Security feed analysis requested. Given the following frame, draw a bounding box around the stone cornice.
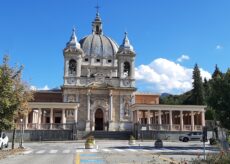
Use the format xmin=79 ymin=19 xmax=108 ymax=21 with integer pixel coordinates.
xmin=130 ymin=104 xmax=206 ymax=112
xmin=29 ymin=102 xmax=79 ymax=109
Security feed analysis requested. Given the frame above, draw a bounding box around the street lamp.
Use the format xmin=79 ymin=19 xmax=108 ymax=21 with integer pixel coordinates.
xmin=19 ymin=118 xmax=24 ymax=148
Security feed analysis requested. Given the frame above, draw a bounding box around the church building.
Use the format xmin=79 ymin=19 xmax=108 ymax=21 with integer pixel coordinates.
xmin=26 ymin=11 xmax=206 ymax=133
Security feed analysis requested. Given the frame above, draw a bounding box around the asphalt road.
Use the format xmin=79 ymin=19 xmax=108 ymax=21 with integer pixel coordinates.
xmin=0 ymin=140 xmax=219 ymax=164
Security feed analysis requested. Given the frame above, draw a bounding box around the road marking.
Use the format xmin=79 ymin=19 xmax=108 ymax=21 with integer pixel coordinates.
xmin=142 ymin=149 xmax=150 ymax=152
xmin=76 ymin=149 xmax=83 ymax=153
xmin=101 ymin=149 xmax=110 ymax=152
xmin=80 ymin=159 xmax=105 ymax=163
xmin=75 ymin=153 xmax=80 ymax=164
xmin=36 ymin=150 xmax=45 ymax=154
xmin=23 ymin=150 xmax=33 ymax=154
xmin=89 ymin=149 xmax=98 ymax=152
xmin=114 ymin=149 xmax=124 ymax=152
xmin=63 ymin=149 xmax=71 ymax=153
xmin=128 ymin=149 xmax=137 ymax=152
xmin=49 ymin=150 xmax=58 ymax=154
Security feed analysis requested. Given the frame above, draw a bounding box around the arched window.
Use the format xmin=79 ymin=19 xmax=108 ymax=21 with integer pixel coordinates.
xmin=69 ymin=59 xmax=76 ymax=75
xmin=124 ymin=62 xmax=130 ymax=77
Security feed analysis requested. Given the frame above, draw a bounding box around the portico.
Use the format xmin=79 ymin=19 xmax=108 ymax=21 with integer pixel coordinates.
xmin=131 ymin=104 xmax=205 ymax=131
xmin=25 ymin=102 xmax=79 ymax=130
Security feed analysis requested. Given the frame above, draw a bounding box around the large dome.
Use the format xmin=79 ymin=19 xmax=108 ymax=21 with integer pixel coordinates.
xmin=79 ymin=34 xmax=118 ymax=57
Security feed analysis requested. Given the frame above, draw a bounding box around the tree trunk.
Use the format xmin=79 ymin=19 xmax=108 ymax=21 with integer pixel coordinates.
xmin=11 ymin=127 xmax=16 ymax=149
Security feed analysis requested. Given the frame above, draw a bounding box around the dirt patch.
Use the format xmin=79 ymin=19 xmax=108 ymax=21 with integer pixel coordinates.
xmin=0 ymin=148 xmax=25 ymax=160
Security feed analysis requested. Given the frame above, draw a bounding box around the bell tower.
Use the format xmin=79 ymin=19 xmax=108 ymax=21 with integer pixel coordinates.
xmin=117 ymin=32 xmax=136 ymax=87
xmin=63 ymin=28 xmax=84 ymax=86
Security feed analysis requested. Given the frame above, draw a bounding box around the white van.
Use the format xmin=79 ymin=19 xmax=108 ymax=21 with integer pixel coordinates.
xmin=0 ymin=132 xmax=9 ymax=149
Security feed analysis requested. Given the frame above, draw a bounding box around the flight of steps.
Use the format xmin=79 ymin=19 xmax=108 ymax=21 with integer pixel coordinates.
xmin=88 ymin=131 xmax=133 ymax=140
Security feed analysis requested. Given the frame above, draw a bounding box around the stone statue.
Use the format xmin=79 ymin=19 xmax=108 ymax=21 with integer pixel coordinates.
xmin=87 ymin=68 xmax=90 ymax=77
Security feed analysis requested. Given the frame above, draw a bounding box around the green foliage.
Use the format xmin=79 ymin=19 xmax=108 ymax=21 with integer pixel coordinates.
xmin=207 ymin=68 xmax=230 ymax=129
xmin=192 ymin=151 xmax=230 ymax=164
xmin=160 ymin=91 xmax=193 ymax=105
xmin=160 ymin=64 xmax=205 ymax=105
xmin=205 ymin=108 xmax=215 ymax=120
xmin=212 ymin=64 xmax=223 ymax=79
xmin=86 ymin=136 xmax=95 ymax=144
xmin=209 ymin=138 xmax=218 ymax=145
xmin=160 ymin=64 xmax=230 ymax=130
xmin=129 ymin=135 xmax=135 ymax=140
xmin=0 ymin=55 xmax=33 ymax=131
xmin=191 ymin=64 xmax=205 ymax=105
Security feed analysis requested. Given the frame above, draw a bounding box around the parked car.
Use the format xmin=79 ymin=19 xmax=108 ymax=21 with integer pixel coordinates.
xmin=0 ymin=132 xmax=9 ymax=149
xmin=179 ymin=132 xmax=203 ymax=142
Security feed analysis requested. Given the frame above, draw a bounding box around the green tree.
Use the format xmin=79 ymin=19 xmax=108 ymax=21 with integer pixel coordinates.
xmin=0 ymin=55 xmax=33 ymax=149
xmin=190 ymin=63 xmax=205 ymax=105
xmin=212 ymin=64 xmax=222 ymax=79
xmin=208 ymin=68 xmax=230 ymax=129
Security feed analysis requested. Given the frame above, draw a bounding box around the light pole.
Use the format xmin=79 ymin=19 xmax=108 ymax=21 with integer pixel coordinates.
xmin=19 ymin=118 xmax=24 ymax=148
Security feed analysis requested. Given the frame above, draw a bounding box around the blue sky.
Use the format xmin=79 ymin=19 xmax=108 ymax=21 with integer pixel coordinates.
xmin=0 ymin=0 xmax=230 ymax=94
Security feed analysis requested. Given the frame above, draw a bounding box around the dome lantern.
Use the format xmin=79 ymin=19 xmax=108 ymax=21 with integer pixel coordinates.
xmin=92 ymin=10 xmax=103 ymax=35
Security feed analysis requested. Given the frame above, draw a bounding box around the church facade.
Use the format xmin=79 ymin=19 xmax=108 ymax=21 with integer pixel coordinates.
xmin=25 ymin=12 xmax=206 ymax=132
xmin=28 ymin=12 xmax=136 ymax=131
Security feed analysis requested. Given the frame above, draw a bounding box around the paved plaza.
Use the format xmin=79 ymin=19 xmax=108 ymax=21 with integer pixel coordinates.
xmin=0 ymin=140 xmax=220 ymax=164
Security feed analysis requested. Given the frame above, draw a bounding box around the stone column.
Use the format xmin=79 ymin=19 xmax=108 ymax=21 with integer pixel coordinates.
xmin=130 ymin=58 xmax=135 ymax=79
xmin=32 ymin=110 xmax=35 ymax=124
xmin=50 ymin=108 xmax=53 ymax=129
xmin=147 ymin=110 xmax=151 ymax=124
xmin=87 ymin=89 xmax=91 ymax=121
xmin=76 ymin=56 xmax=82 ymax=77
xmin=169 ymin=110 xmax=173 ymax=131
xmin=191 ymin=111 xmax=194 ymax=131
xmin=180 ymin=111 xmax=184 ymax=131
xmin=201 ymin=111 xmax=205 ymax=126
xmin=158 ymin=110 xmax=162 ymax=130
xmin=38 ymin=108 xmax=42 ymax=129
xmin=74 ymin=108 xmax=78 ymax=123
xmin=136 ymin=110 xmax=139 ymax=123
xmin=86 ymin=89 xmax=91 ymax=131
xmin=65 ymin=60 xmax=69 ymax=76
xmin=62 ymin=109 xmax=66 ymax=129
xmin=25 ymin=114 xmax=28 ymax=129
xmin=109 ymin=90 xmax=113 ymax=121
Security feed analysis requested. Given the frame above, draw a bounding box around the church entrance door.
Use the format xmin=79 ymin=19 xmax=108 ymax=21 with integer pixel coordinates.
xmin=95 ymin=108 xmax=103 ymax=131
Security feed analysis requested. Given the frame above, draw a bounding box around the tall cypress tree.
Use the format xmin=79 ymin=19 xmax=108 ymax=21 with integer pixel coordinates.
xmin=212 ymin=64 xmax=222 ymax=79
xmin=191 ymin=63 xmax=205 ymax=105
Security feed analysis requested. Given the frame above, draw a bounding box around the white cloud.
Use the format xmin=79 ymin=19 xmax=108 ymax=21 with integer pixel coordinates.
xmin=135 ymin=58 xmax=211 ymax=94
xmin=216 ymin=44 xmax=223 ymax=50
xmin=30 ymin=85 xmax=50 ymax=91
xmin=30 ymin=85 xmax=37 ymax=91
xmin=177 ymin=54 xmax=190 ymax=62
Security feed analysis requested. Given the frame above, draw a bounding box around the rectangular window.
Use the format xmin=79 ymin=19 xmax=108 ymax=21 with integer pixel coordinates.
xmin=108 ymin=59 xmax=112 ymax=63
xmin=85 ymin=58 xmax=88 ymax=62
xmin=96 ymin=59 xmax=100 ymax=62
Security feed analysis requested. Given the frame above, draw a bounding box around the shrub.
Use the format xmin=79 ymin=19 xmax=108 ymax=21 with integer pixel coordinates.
xmin=192 ymin=151 xmax=230 ymax=164
xmin=86 ymin=136 xmax=95 ymax=144
xmin=209 ymin=138 xmax=217 ymax=145
xmin=155 ymin=139 xmax=163 ymax=148
xmin=130 ymin=135 xmax=135 ymax=140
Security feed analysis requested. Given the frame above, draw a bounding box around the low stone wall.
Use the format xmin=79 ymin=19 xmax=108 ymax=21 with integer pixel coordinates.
xmin=5 ymin=130 xmax=73 ymax=141
xmin=135 ymin=130 xmax=213 ymax=141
